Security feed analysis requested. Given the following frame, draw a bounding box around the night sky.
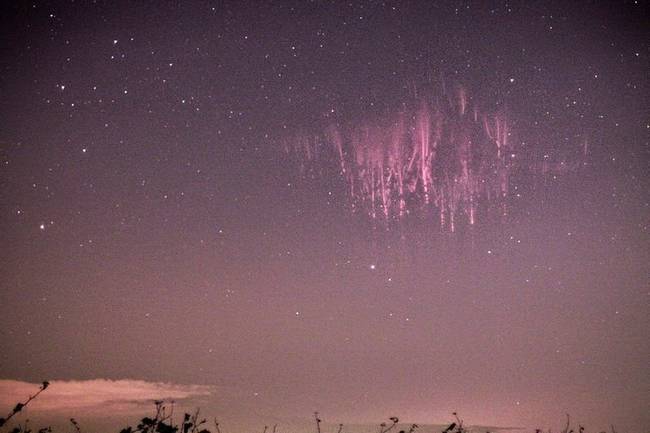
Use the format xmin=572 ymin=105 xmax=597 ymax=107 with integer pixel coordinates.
xmin=1 ymin=1 xmax=648 ymax=432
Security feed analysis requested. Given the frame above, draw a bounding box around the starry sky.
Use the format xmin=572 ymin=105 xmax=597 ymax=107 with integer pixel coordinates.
xmin=0 ymin=1 xmax=648 ymax=432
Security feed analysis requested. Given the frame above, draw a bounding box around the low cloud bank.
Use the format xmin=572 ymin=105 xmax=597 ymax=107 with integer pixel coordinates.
xmin=0 ymin=379 xmax=214 ymax=414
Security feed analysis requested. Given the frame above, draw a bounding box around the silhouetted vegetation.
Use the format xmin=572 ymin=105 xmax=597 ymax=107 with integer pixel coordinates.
xmin=0 ymin=382 xmax=621 ymax=433
xmin=0 ymin=381 xmax=49 ymax=431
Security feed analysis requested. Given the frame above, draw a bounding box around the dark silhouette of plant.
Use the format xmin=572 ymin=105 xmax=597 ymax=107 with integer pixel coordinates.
xmin=442 ymin=423 xmax=457 ymax=433
xmin=4 ymin=418 xmax=52 ymax=433
xmin=314 ymin=412 xmax=321 ymax=433
xmin=0 ymin=381 xmax=49 ymax=429
xmin=0 ymin=383 xmax=625 ymax=433
xmin=441 ymin=412 xmax=466 ymax=433
xmin=398 ymin=423 xmax=419 ymax=433
xmin=379 ymin=417 xmax=399 ymax=433
xmin=442 ymin=422 xmax=456 ymax=433
xmin=69 ymin=418 xmax=81 ymax=433
xmin=118 ymin=402 xmax=211 ymax=433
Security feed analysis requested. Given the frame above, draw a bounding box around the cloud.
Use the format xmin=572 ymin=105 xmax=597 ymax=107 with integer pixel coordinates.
xmin=0 ymin=379 xmax=214 ymax=415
